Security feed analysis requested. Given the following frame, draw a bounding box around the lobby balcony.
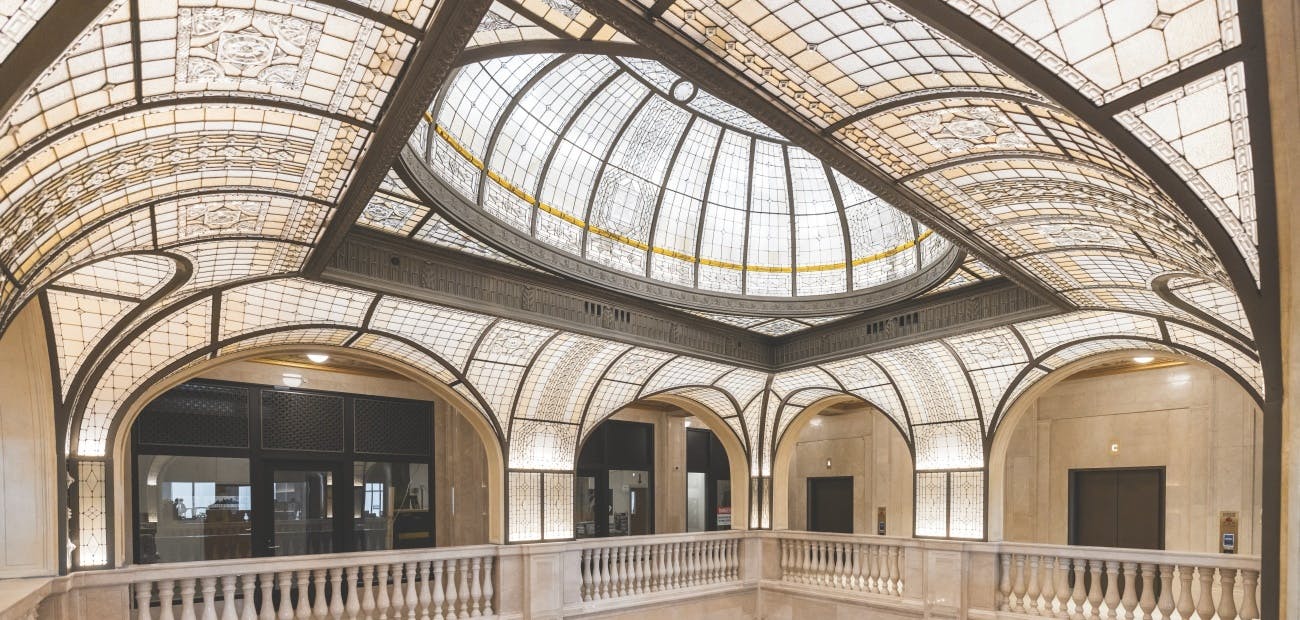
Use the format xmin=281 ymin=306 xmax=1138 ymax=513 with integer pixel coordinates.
xmin=3 ymin=532 xmax=1260 ymax=620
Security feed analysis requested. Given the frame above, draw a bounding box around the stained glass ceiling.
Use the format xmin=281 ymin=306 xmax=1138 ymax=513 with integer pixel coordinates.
xmin=412 ymin=52 xmax=956 ymax=299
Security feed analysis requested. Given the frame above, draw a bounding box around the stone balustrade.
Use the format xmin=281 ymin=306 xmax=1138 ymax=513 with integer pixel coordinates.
xmin=2 ymin=533 xmax=1261 ymax=619
xmin=775 ymin=532 xmax=907 ymax=596
xmin=994 ymin=542 xmax=1261 ymax=620
xmin=575 ymin=532 xmax=743 ymax=602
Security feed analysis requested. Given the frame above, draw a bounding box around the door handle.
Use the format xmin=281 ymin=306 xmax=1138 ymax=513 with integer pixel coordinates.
xmin=267 ymin=545 xmax=280 ymax=550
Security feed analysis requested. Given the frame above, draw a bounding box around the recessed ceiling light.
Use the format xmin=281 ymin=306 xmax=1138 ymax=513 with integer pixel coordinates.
xmin=1132 ymin=355 xmax=1155 ymax=364
xmin=282 ymin=373 xmax=304 ymax=388
xmin=809 ymin=417 xmax=822 ymax=427
xmin=306 ymin=353 xmax=330 ymax=364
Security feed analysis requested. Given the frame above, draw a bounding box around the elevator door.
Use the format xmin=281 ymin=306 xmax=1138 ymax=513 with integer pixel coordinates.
xmin=807 ymin=476 xmax=854 ymax=534
xmin=1069 ymin=467 xmax=1164 ymax=550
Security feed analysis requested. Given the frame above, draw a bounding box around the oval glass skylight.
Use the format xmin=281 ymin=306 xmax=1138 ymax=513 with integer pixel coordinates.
xmin=420 ymin=52 xmax=953 ymax=298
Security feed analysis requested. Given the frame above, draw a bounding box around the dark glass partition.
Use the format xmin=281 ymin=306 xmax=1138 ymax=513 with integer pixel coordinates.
xmin=132 ymin=379 xmax=434 ymax=564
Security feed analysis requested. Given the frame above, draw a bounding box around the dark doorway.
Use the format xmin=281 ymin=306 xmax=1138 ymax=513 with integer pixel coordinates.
xmin=574 ymin=420 xmax=654 ymax=538
xmin=686 ymin=428 xmax=732 ymax=532
xmin=1069 ymin=467 xmax=1165 ymax=549
xmin=807 ymin=476 xmax=854 ymax=533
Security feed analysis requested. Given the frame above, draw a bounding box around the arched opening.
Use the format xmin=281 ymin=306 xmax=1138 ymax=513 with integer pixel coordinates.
xmin=573 ymin=393 xmax=750 ymax=538
xmin=771 ymin=394 xmax=914 ymax=534
xmin=989 ymin=350 xmax=1262 ymax=554
xmin=109 ymin=345 xmax=507 ymax=567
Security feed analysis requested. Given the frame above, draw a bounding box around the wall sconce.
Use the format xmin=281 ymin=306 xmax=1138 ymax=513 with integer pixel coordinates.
xmin=306 ymin=352 xmax=330 ymax=364
xmin=810 ymin=417 xmax=822 ymax=427
xmin=282 ymin=372 xmax=305 ymax=388
xmin=1109 ymin=441 xmax=1120 ymax=454
xmin=825 ymin=458 xmax=832 ymax=469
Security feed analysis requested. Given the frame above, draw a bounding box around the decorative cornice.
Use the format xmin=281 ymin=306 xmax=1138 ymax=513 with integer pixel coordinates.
xmin=324 ymin=229 xmax=1061 ymax=370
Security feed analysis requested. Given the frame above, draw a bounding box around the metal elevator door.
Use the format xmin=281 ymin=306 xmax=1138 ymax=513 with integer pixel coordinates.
xmin=1069 ymin=467 xmax=1164 ymax=550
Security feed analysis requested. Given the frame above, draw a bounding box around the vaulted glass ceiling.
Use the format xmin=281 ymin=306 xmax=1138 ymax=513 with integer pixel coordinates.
xmin=414 ymin=53 xmax=954 ymax=298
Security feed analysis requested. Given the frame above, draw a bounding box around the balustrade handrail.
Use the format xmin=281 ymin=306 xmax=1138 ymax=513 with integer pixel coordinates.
xmin=757 ymin=530 xmax=934 ymax=548
xmin=562 ymin=529 xmax=747 ymax=552
xmin=51 ymin=543 xmax=507 ymax=591
xmin=977 ymin=540 xmax=1261 ymax=570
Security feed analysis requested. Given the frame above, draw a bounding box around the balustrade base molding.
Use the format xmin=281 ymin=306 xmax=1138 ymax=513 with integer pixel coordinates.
xmin=0 ymin=533 xmax=1259 ymax=620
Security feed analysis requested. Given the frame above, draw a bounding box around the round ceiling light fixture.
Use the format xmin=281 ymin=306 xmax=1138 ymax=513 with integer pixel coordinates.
xmin=1132 ymin=355 xmax=1155 ymax=364
xmin=306 ymin=353 xmax=330 ymax=364
xmin=282 ymin=373 xmax=305 ymax=388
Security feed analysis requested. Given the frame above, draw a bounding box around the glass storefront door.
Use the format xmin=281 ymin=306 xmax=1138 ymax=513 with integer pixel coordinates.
xmin=261 ymin=462 xmax=341 ymax=556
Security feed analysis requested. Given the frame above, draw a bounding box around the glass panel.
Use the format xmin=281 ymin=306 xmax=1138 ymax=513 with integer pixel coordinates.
xmin=574 ymin=474 xmax=598 ymax=538
xmin=271 ymin=468 xmax=334 ymax=556
xmin=352 ymin=462 xmax=432 ymax=550
xmin=608 ymin=469 xmax=650 ymax=536
xmin=716 ymin=479 xmax=732 ymax=531
xmin=686 ymin=472 xmax=707 ymax=533
xmin=136 ymin=455 xmax=251 ymax=564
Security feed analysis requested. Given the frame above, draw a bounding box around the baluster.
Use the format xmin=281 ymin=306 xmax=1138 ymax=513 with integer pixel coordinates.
xmin=659 ymin=543 xmax=669 ymax=590
xmin=779 ymin=540 xmax=789 ymax=582
xmin=1137 ymin=564 xmax=1156 ymax=620
xmin=417 ymin=561 xmax=432 ymax=620
xmin=361 ymin=566 xmax=377 ymax=620
xmin=406 ymin=564 xmax=422 ymax=620
xmin=457 ymin=558 xmax=471 ymax=619
xmin=794 ymin=541 xmax=806 ymax=585
xmin=999 ymin=554 xmax=1013 ymax=611
xmin=686 ymin=543 xmax=696 ymax=588
xmin=712 ymin=538 xmax=722 ymax=582
xmin=851 ymin=543 xmax=863 ymax=591
xmin=646 ymin=546 xmax=656 ymax=593
xmin=180 ymin=578 xmax=198 ymax=620
xmin=726 ymin=539 xmax=735 ymax=580
xmin=391 ymin=564 xmax=406 ymax=620
xmin=258 ymin=574 xmax=276 ymax=620
xmin=818 ymin=541 xmax=829 ymax=587
xmin=481 ymin=557 xmax=495 ymax=616
xmin=344 ymin=568 xmax=361 ymax=620
xmin=294 ymin=571 xmax=312 ymax=620
xmin=1102 ymin=561 xmax=1120 ymax=620
xmin=889 ymin=547 xmax=901 ymax=596
xmin=241 ymin=575 xmax=258 ymax=620
xmin=1241 ymin=568 xmax=1260 ymax=620
xmin=1086 ymin=560 xmax=1103 ymax=620
xmin=1218 ymin=568 xmax=1238 ymax=620
xmin=1054 ymin=558 xmax=1071 ymax=619
xmin=468 ymin=558 xmax=482 ymax=616
xmin=408 ymin=563 xmax=422 ymax=619
xmin=1196 ymin=566 xmax=1216 ymax=620
xmin=312 ymin=569 xmax=329 ymax=620
xmin=580 ymin=550 xmax=592 ymax=601
xmin=159 ymin=579 xmax=177 ymax=620
xmin=598 ymin=548 xmax=611 ymax=598
xmin=446 ymin=560 xmax=462 ymax=620
xmin=1175 ymin=565 xmax=1195 ymax=620
xmin=220 ymin=576 xmax=239 ymax=620
xmin=135 ymin=581 xmax=153 ymax=620
xmin=1010 ymin=555 xmax=1027 ymax=613
xmin=325 ymin=566 xmax=340 ymax=616
xmin=635 ymin=545 xmax=646 ymax=594
xmin=1156 ymin=564 xmax=1175 ymax=620
xmin=615 ymin=547 xmax=627 ymax=596
xmin=1118 ymin=562 xmax=1137 ymax=620
xmin=1069 ymin=559 xmax=1087 ymax=620
xmin=375 ymin=565 xmax=391 ymax=620
xmin=199 ymin=577 xmax=219 ymax=620
xmin=430 ymin=561 xmax=445 ymax=620
xmin=837 ymin=542 xmax=849 ymax=588
xmin=1041 ymin=557 xmax=1057 ymax=617
xmin=1026 ymin=555 xmax=1041 ymax=614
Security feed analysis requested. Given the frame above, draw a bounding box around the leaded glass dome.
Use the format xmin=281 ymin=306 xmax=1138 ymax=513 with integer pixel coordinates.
xmin=415 ymin=52 xmax=956 ymax=301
